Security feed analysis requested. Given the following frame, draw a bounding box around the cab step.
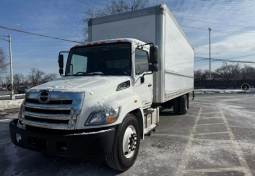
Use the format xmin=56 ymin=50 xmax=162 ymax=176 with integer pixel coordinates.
xmin=144 ymin=124 xmax=157 ymax=136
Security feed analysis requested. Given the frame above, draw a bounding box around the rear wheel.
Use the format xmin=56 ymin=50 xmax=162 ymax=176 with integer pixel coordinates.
xmin=173 ymin=98 xmax=180 ymax=114
xmin=105 ymin=114 xmax=140 ymax=171
xmin=179 ymin=95 xmax=187 ymax=114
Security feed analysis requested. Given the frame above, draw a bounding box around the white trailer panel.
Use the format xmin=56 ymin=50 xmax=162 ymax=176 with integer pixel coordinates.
xmin=163 ymin=8 xmax=194 ymax=102
xmin=88 ymin=4 xmax=194 ymax=103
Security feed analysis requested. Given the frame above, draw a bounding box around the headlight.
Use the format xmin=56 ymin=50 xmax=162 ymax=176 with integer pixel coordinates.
xmin=86 ymin=107 xmax=120 ymax=125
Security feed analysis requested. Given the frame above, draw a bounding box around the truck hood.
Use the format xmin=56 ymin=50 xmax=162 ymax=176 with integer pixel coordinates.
xmin=30 ymin=76 xmax=131 ymax=99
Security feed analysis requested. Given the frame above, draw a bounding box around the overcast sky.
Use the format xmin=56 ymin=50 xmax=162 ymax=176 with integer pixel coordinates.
xmin=0 ymin=0 xmax=255 ymax=76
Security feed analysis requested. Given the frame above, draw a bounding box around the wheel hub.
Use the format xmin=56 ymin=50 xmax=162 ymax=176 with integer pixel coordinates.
xmin=123 ymin=125 xmax=137 ymax=158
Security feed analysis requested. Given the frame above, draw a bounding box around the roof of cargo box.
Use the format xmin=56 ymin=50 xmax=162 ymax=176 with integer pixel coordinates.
xmin=88 ymin=4 xmax=193 ymax=50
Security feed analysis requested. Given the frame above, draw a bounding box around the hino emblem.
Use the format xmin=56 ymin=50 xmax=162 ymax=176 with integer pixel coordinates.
xmin=38 ymin=90 xmax=51 ymax=104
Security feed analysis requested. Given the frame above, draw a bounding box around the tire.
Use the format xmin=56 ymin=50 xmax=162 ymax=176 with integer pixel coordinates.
xmin=105 ymin=114 xmax=140 ymax=171
xmin=179 ymin=95 xmax=187 ymax=114
xmin=161 ymin=101 xmax=173 ymax=109
xmin=173 ymin=98 xmax=180 ymax=114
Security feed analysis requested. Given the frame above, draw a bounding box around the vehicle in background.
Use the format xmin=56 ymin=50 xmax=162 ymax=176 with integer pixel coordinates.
xmin=9 ymin=4 xmax=194 ymax=171
xmin=16 ymin=86 xmax=30 ymax=94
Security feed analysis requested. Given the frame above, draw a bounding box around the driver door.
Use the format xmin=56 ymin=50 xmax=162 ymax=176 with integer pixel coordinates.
xmin=134 ymin=49 xmax=153 ymax=108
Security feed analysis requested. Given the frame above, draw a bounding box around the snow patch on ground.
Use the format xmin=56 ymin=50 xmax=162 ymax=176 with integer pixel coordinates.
xmin=195 ymin=88 xmax=255 ymax=94
xmin=0 ymin=99 xmax=23 ymax=109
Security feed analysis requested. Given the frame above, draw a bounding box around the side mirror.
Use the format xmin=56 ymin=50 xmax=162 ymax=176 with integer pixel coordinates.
xmin=59 ymin=68 xmax=63 ymax=75
xmin=150 ymin=46 xmax=158 ymax=64
xmin=149 ymin=46 xmax=158 ymax=72
xmin=58 ymin=54 xmax=64 ymax=68
xmin=58 ymin=54 xmax=64 ymax=76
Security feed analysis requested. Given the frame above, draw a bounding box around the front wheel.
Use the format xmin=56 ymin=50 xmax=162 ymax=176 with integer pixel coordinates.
xmin=105 ymin=114 xmax=140 ymax=171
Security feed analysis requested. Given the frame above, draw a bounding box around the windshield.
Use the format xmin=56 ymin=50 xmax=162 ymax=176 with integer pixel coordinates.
xmin=65 ymin=43 xmax=131 ymax=76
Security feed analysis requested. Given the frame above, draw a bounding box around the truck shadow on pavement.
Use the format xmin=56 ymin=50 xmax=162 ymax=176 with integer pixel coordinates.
xmin=159 ymin=109 xmax=182 ymax=117
xmin=10 ymin=147 xmax=121 ymax=176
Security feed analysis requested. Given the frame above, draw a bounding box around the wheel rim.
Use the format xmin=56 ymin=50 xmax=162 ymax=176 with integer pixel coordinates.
xmin=122 ymin=125 xmax=137 ymax=158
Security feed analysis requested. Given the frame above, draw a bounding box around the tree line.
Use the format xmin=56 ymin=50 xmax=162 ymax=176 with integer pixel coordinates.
xmin=2 ymin=68 xmax=57 ymax=88
xmin=194 ymin=62 xmax=255 ymax=81
xmin=0 ymin=48 xmax=57 ymax=88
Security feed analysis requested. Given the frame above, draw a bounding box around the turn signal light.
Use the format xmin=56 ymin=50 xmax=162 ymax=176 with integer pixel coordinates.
xmin=100 ymin=41 xmax=106 ymax=44
xmin=94 ymin=42 xmax=98 ymax=45
xmin=117 ymin=40 xmax=122 ymax=42
xmin=87 ymin=43 xmax=92 ymax=45
xmin=107 ymin=117 xmax=116 ymax=123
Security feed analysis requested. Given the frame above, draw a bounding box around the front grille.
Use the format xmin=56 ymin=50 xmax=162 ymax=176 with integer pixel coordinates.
xmin=25 ymin=107 xmax=71 ymax=115
xmin=25 ymin=116 xmax=69 ymax=124
xmin=23 ymin=91 xmax=83 ymax=129
xmin=26 ymin=98 xmax=72 ymax=105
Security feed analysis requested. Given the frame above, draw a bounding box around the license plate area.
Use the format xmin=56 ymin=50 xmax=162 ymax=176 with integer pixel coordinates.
xmin=28 ymin=137 xmax=47 ymax=150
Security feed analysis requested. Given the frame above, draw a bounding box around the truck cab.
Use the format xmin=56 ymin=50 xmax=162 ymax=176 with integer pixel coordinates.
xmin=10 ymin=38 xmax=159 ymax=171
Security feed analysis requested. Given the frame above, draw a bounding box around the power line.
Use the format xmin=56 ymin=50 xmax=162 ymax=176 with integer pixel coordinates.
xmin=181 ymin=25 xmax=208 ymax=31
xmin=210 ymin=50 xmax=255 ymax=54
xmin=0 ymin=26 xmax=84 ymax=44
xmin=181 ymin=25 xmax=255 ymax=37
xmin=0 ymin=37 xmax=8 ymax=42
xmin=195 ymin=57 xmax=255 ymax=63
xmin=195 ymin=49 xmax=255 ymax=55
xmin=175 ymin=16 xmax=255 ymax=29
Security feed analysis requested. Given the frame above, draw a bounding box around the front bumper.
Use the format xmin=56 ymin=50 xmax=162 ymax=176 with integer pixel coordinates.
xmin=9 ymin=119 xmax=116 ymax=157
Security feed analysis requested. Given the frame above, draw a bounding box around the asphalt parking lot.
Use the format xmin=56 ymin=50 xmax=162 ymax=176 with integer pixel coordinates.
xmin=1 ymin=93 xmax=255 ymax=176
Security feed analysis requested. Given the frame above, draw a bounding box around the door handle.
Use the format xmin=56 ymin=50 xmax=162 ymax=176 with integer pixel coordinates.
xmin=148 ymin=84 xmax=152 ymax=87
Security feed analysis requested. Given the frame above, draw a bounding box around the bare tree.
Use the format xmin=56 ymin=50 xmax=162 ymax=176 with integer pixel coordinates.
xmin=194 ymin=69 xmax=221 ymax=80
xmin=201 ymin=70 xmax=211 ymax=80
xmin=27 ymin=68 xmax=46 ymax=87
xmin=215 ymin=62 xmax=241 ymax=81
xmin=26 ymin=68 xmax=58 ymax=87
xmin=5 ymin=75 xmax=10 ymax=84
xmin=83 ymin=0 xmax=149 ymax=41
xmin=42 ymin=73 xmax=58 ymax=84
xmin=241 ymin=65 xmax=255 ymax=80
xmin=0 ymin=48 xmax=8 ymax=84
xmin=0 ymin=48 xmax=8 ymax=71
xmin=194 ymin=69 xmax=203 ymax=80
xmin=13 ymin=73 xmax=25 ymax=86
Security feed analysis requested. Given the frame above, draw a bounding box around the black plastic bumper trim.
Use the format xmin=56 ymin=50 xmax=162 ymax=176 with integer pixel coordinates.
xmin=9 ymin=119 xmax=116 ymax=157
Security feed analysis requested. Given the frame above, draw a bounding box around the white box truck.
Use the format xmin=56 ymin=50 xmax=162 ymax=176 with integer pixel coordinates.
xmin=9 ymin=4 xmax=194 ymax=171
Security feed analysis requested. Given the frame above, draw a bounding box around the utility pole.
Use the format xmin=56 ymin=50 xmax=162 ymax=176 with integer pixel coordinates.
xmin=8 ymin=34 xmax=15 ymax=100
xmin=208 ymin=28 xmax=211 ymax=79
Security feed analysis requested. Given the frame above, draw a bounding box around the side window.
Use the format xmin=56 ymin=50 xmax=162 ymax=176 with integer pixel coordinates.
xmin=70 ymin=54 xmax=88 ymax=74
xmin=135 ymin=49 xmax=149 ymax=75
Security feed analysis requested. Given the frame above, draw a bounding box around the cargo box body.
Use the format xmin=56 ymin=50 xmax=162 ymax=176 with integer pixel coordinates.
xmin=88 ymin=4 xmax=194 ymax=103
